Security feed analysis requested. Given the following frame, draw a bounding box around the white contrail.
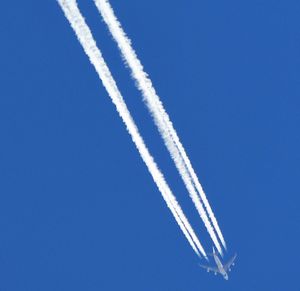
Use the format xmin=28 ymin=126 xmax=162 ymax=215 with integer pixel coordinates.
xmin=93 ymin=0 xmax=226 ymax=253
xmin=58 ymin=0 xmax=207 ymax=258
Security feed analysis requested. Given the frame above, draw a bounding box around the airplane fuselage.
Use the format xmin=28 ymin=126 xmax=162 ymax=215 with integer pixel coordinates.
xmin=213 ymin=254 xmax=228 ymax=280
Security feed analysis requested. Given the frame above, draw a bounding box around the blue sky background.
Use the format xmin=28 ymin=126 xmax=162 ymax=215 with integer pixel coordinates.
xmin=0 ymin=0 xmax=299 ymax=290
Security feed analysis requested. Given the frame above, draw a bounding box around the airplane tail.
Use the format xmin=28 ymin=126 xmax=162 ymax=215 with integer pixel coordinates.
xmin=206 ymin=247 xmax=216 ymax=257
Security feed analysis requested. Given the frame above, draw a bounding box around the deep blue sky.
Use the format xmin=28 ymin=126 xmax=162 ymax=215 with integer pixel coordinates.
xmin=1 ymin=0 xmax=299 ymax=290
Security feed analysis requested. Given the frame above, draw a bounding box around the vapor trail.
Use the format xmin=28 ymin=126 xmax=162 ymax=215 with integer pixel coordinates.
xmin=93 ymin=0 xmax=226 ymax=253
xmin=58 ymin=0 xmax=207 ymax=258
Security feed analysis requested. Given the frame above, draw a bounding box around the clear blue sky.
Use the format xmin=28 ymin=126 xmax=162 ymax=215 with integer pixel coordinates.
xmin=0 ymin=0 xmax=299 ymax=290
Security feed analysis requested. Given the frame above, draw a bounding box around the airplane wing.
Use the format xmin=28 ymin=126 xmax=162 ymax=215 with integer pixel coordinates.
xmin=223 ymin=253 xmax=237 ymax=272
xmin=198 ymin=264 xmax=220 ymax=273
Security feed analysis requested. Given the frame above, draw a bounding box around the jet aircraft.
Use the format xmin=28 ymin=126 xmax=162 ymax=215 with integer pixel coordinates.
xmin=199 ymin=247 xmax=237 ymax=280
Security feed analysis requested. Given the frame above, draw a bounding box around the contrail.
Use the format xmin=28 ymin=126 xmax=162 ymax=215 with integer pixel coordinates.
xmin=58 ymin=0 xmax=207 ymax=258
xmin=93 ymin=0 xmax=226 ymax=253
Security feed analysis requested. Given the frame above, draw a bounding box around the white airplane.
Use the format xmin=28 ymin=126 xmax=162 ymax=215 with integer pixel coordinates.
xmin=199 ymin=247 xmax=237 ymax=280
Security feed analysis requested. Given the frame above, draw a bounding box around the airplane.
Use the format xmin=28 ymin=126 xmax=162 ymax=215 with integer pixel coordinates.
xmin=199 ymin=247 xmax=237 ymax=280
